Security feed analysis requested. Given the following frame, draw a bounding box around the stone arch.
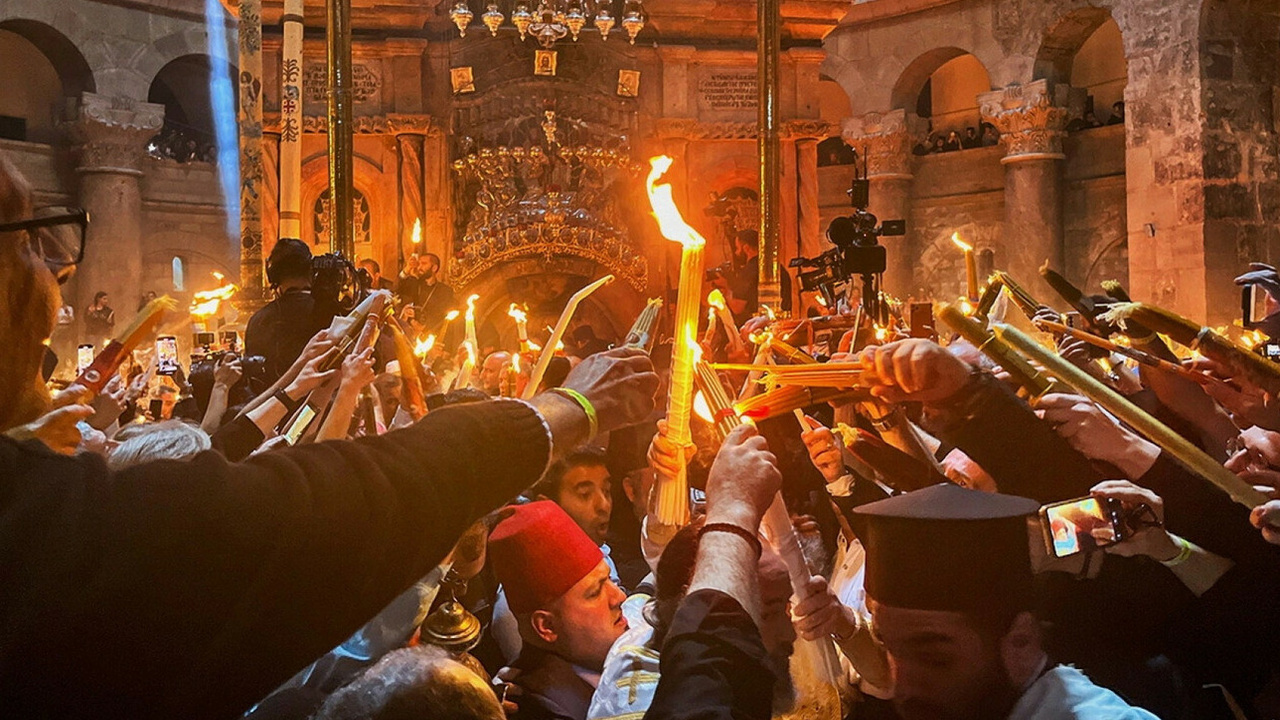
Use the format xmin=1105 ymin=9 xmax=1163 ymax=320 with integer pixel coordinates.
xmin=0 ymin=19 xmax=94 ymax=143
xmin=891 ymin=48 xmax=992 ymax=134
xmin=299 ymin=153 xmax=384 ymax=255
xmin=147 ymin=54 xmax=237 ymax=155
xmin=1033 ymin=7 xmax=1117 ymax=85
xmin=0 ymin=19 xmax=94 ymax=96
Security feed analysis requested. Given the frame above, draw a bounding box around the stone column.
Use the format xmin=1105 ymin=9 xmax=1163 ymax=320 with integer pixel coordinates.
xmin=238 ymin=0 xmax=267 ymax=310
xmin=795 ymin=137 xmax=820 ymax=262
xmin=262 ymin=131 xmax=281 ymax=255
xmin=389 ymin=115 xmax=430 ymax=273
xmin=67 ymin=93 xmax=163 ymax=319
xmin=421 ymin=127 xmax=451 ymax=273
xmin=842 ymin=110 xmax=916 ymax=298
xmin=980 ymin=80 xmax=1069 ymax=304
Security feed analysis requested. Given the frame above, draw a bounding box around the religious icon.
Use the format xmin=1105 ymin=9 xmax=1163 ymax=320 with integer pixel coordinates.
xmin=534 ymin=50 xmax=557 ymax=77
xmin=617 ymin=70 xmax=640 ymax=98
xmin=451 ymin=66 xmax=476 ymax=94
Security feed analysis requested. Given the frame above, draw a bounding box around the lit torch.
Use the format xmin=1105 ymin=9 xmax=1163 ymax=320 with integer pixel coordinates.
xmin=189 ymin=282 xmax=239 ymax=326
xmin=952 ymin=232 xmax=978 ymax=301
xmin=508 ymin=303 xmax=530 ymax=353
xmin=646 ymin=155 xmax=706 ymax=526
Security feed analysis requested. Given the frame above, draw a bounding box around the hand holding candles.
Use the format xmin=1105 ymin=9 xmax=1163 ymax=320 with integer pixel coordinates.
xmin=508 ymin=303 xmax=530 ymax=352
xmin=707 ymin=288 xmax=744 ymax=353
xmin=952 ymin=232 xmax=978 ymax=301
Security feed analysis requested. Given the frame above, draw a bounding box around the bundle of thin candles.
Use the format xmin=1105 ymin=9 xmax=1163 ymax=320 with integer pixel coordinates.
xmin=712 ymin=362 xmax=865 ymax=389
xmin=733 ymin=384 xmax=870 ymax=421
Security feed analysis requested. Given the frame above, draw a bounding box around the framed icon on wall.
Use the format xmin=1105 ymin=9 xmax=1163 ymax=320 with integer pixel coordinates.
xmin=534 ymin=50 xmax=557 ymax=77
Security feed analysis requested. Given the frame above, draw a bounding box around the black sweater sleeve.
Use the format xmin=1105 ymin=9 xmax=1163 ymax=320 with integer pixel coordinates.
xmin=923 ymin=374 xmax=1101 ymax=503
xmin=646 ymin=590 xmax=775 ymax=720
xmin=208 ymin=413 xmax=267 ymax=462
xmin=0 ymin=399 xmax=550 ymax=720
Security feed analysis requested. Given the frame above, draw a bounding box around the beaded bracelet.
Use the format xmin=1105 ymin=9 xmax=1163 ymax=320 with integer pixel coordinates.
xmin=548 ymin=387 xmax=598 ymax=439
xmin=699 ymin=522 xmax=763 ymax=558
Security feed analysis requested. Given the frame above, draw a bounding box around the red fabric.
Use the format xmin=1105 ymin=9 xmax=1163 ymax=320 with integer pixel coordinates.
xmin=488 ymin=500 xmax=603 ymax=614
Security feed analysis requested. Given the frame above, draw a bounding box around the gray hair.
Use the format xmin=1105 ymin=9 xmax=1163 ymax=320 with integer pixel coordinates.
xmin=108 ymin=420 xmax=211 ymax=470
xmin=313 ymin=646 xmax=503 ymax=720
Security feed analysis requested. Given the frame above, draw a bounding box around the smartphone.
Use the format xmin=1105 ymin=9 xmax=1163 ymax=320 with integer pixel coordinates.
xmin=220 ymin=330 xmax=239 ymax=353
xmin=148 ymin=398 xmax=164 ymax=420
xmin=1265 ymin=342 xmax=1280 ymax=362
xmin=1244 ymin=284 xmax=1269 ymax=327
xmin=1040 ymin=496 xmax=1124 ymax=558
xmin=156 ymin=335 xmax=179 ymax=376
xmin=282 ymin=405 xmax=318 ymax=445
xmin=77 ymin=344 xmax=95 ymax=374
xmin=909 ymin=302 xmax=935 ymax=339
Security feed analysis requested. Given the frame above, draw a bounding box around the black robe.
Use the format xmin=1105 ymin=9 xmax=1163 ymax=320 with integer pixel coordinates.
xmin=0 ymin=399 xmax=551 ymax=719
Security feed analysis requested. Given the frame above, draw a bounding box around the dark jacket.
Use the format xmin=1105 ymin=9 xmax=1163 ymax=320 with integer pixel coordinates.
xmin=244 ymin=288 xmax=333 ymax=385
xmin=645 ymin=589 xmax=774 ymax=720
xmin=509 ymin=645 xmax=596 ymax=720
xmin=0 ymin=399 xmax=551 ymax=719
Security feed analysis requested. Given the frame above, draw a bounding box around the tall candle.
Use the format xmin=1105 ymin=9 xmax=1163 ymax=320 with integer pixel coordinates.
xmin=952 ymin=232 xmax=978 ymax=301
xmin=646 ymin=155 xmax=706 ymax=526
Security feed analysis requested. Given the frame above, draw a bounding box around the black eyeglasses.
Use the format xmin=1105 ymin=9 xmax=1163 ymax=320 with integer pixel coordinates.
xmin=0 ymin=206 xmax=89 ymax=271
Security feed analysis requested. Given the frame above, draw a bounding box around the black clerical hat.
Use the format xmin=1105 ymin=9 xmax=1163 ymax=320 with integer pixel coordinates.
xmin=853 ymin=483 xmax=1039 ymax=614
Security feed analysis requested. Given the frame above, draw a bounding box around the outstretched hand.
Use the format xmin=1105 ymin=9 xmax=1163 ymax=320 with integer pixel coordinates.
xmin=561 ymin=347 xmax=660 ymax=435
xmin=854 ymin=339 xmax=972 ymax=405
xmin=704 ymin=423 xmax=782 ymax=528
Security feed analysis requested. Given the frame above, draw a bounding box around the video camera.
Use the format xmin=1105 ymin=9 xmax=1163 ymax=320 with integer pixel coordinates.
xmin=789 ymin=160 xmax=905 ymax=319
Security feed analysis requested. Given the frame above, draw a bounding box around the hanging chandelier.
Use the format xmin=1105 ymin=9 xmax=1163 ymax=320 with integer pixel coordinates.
xmin=449 ymin=0 xmax=647 ymax=48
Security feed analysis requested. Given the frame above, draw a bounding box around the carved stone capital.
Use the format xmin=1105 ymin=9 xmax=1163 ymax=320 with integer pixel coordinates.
xmin=782 ymin=119 xmax=834 ymax=141
xmin=66 ymin=93 xmax=164 ymax=175
xmin=385 ymin=113 xmax=434 ymax=136
xmin=978 ymin=79 xmax=1069 ymax=162
xmin=841 ymin=109 xmax=918 ymax=178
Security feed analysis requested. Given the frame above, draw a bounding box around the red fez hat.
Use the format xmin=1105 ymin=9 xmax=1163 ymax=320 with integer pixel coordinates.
xmin=488 ymin=501 xmax=604 ymax=614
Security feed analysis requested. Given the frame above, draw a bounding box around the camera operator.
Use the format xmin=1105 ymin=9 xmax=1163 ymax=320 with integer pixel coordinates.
xmin=711 ymin=230 xmax=791 ymax=326
xmin=245 ymin=238 xmax=334 ymax=385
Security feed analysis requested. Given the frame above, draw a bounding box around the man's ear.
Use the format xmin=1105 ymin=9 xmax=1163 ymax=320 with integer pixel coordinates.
xmin=530 ymin=609 xmax=559 ymax=645
xmin=999 ymin=611 xmax=1043 ymax=687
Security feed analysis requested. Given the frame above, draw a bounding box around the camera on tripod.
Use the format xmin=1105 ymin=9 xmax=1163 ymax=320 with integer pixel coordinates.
xmin=789 ymin=170 xmax=905 ymax=318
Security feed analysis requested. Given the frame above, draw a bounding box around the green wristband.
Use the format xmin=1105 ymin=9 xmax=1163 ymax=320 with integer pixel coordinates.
xmin=550 ymin=387 xmax=598 ymax=439
xmin=1160 ymin=534 xmax=1194 ymax=568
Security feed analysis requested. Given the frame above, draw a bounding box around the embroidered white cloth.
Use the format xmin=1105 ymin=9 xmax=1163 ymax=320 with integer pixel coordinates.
xmin=587 ymin=594 xmax=659 ymax=720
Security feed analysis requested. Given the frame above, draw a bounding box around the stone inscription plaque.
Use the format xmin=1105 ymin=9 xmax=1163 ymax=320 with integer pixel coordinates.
xmin=304 ymin=63 xmax=382 ymax=105
xmin=698 ymin=72 xmax=757 ymax=111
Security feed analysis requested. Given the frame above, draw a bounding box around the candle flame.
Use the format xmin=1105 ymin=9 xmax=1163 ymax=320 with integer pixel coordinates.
xmin=959 ymin=298 xmax=974 ymax=316
xmin=761 ymin=305 xmax=776 ymax=321
xmin=212 ymin=271 xmax=225 ymax=282
xmin=414 ymin=335 xmax=436 ymax=358
xmin=465 ymin=294 xmax=480 ymax=320
xmin=689 ymin=329 xmax=703 ymax=363
xmin=951 ymin=232 xmax=972 ymax=253
xmin=874 ymin=324 xmax=888 ymax=342
xmin=411 ymin=218 xmax=422 ymax=245
xmin=507 ymin=303 xmax=528 ymax=324
xmin=693 ymin=390 xmax=714 ymax=423
xmin=527 ymin=339 xmax=543 ymax=352
xmin=512 ymin=352 xmax=522 ymax=372
xmin=815 ymin=294 xmax=828 ymax=308
xmin=645 ymin=156 xmax=706 ymax=250
xmin=707 ymin=289 xmax=727 ymax=310
xmin=445 ymin=310 xmax=460 ymax=322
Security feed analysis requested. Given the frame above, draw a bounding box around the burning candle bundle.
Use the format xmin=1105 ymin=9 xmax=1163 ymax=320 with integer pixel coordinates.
xmin=189 ymin=282 xmax=239 ymax=321
xmin=410 ymin=218 xmax=422 ymax=245
xmin=732 ymin=384 xmax=870 ymax=422
xmin=436 ymin=310 xmax=460 ymax=344
xmin=646 ymin=155 xmax=706 ymax=525
xmin=75 ymin=295 xmax=176 ymax=394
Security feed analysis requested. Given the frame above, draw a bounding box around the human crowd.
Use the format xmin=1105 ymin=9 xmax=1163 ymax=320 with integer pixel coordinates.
xmin=3 ymin=144 xmax=1280 ymax=720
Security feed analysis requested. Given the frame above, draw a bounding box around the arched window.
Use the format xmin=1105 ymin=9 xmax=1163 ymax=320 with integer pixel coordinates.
xmin=172 ymin=256 xmax=186 ymax=292
xmin=148 ymin=54 xmax=237 ymax=162
xmin=0 ymin=21 xmax=94 ymax=144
